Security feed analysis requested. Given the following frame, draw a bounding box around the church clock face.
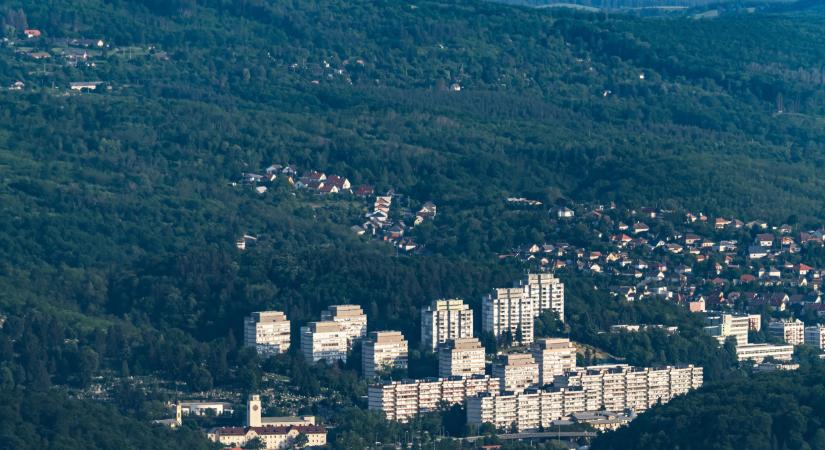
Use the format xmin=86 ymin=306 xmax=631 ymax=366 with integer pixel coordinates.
xmin=252 ymin=405 xmax=259 ymax=411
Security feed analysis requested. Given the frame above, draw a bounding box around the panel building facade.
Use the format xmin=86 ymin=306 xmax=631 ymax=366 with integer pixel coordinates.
xmin=531 ymin=338 xmax=577 ymax=386
xmin=421 ymin=299 xmax=474 ymax=351
xmin=368 ymin=375 xmax=500 ymax=422
xmin=320 ymin=304 xmax=368 ymax=349
xmin=491 ymin=353 xmax=539 ymax=393
xmin=244 ymin=311 xmax=291 ymax=356
xmin=362 ymin=331 xmax=408 ymax=378
xmin=467 ymin=364 xmax=703 ymax=432
xmin=767 ymin=319 xmax=805 ymax=346
xmin=438 ymin=337 xmax=486 ymax=378
xmin=521 ymin=272 xmax=565 ymax=322
xmin=805 ymin=325 xmax=825 ymax=349
xmin=301 ymin=321 xmax=348 ymax=363
xmin=482 ymin=288 xmax=534 ymax=345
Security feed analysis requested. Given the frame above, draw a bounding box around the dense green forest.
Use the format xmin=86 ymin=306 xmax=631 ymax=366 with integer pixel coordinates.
xmin=592 ymin=361 xmax=825 ymax=450
xmin=0 ymin=0 xmax=824 ymax=447
xmin=495 ymin=0 xmax=794 ymax=10
xmin=0 ymin=390 xmax=218 ymax=449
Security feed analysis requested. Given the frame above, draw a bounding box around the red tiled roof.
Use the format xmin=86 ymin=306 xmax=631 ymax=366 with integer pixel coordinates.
xmin=326 ymin=175 xmax=348 ymax=188
xmin=214 ymin=425 xmax=326 ymax=437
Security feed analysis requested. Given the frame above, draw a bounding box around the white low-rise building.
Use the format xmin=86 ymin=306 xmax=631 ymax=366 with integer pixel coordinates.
xmin=753 ymin=362 xmax=800 ymax=372
xmin=735 ymin=343 xmax=794 ymax=362
xmin=179 ymin=401 xmax=234 ymax=416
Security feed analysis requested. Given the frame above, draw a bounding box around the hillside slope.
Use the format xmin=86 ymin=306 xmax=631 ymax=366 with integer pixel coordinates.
xmin=0 ymin=0 xmax=822 ymax=388
xmin=592 ymin=363 xmax=825 ymax=450
xmin=0 ymin=0 xmax=823 ymax=445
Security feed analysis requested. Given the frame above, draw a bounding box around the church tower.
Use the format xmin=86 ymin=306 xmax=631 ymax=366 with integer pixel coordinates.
xmin=247 ymin=394 xmax=262 ymax=427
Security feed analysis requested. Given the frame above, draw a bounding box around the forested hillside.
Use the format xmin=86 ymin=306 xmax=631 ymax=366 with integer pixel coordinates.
xmin=592 ymin=362 xmax=825 ymax=450
xmin=0 ymin=0 xmax=824 ymax=446
xmin=495 ymin=0 xmax=794 ymax=10
xmin=0 ymin=390 xmax=217 ymax=449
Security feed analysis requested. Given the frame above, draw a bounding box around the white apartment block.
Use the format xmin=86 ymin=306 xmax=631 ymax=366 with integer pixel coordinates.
xmin=320 ymin=304 xmax=367 ymax=349
xmin=468 ymin=389 xmax=561 ymax=432
xmin=492 ymin=353 xmax=539 ymax=393
xmin=736 ymin=343 xmax=794 ymax=362
xmin=554 ymin=365 xmax=703 ymax=410
xmin=301 ymin=321 xmax=348 ymax=363
xmin=468 ymin=364 xmax=703 ymax=432
xmin=804 ymin=325 xmax=825 ymax=350
xmin=438 ymin=338 xmax=486 ymax=378
xmin=483 ymin=287 xmax=534 ymax=345
xmin=421 ymin=299 xmax=474 ymax=351
xmin=704 ymin=313 xmax=761 ymax=347
xmin=244 ymin=311 xmax=291 ymax=356
xmin=768 ymin=319 xmax=805 ymax=346
xmin=362 ymin=331 xmax=408 ymax=378
xmin=521 ymin=272 xmax=565 ymax=322
xmin=368 ymin=375 xmax=500 ymax=422
xmin=532 ymin=338 xmax=577 ymax=386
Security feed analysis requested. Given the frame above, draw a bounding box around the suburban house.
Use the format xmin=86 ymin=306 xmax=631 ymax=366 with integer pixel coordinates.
xmin=70 ymin=81 xmax=103 ymax=91
xmin=632 ymin=223 xmax=650 ymax=234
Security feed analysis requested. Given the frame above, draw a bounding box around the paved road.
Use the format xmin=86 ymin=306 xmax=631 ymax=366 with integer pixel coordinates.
xmin=462 ymin=431 xmax=598 ymax=441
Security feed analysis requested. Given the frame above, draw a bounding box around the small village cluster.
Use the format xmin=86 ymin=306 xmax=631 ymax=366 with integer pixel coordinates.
xmin=237 ymin=163 xmax=436 ymax=254
xmin=222 ymin=270 xmax=704 ymax=446
xmin=288 ymin=57 xmax=359 ymax=86
xmin=3 ymin=27 xmax=163 ymax=92
xmin=286 ymin=55 xmax=464 ymax=90
xmin=238 ymin=163 xmax=359 ymax=196
xmin=354 ymin=192 xmax=436 ymax=254
xmin=7 ymin=28 xmax=106 ymax=67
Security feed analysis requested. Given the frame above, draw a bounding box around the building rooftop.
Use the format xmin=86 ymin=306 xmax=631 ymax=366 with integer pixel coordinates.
xmin=250 ymin=311 xmax=288 ymax=322
xmin=442 ymin=337 xmax=483 ymax=350
xmin=367 ymin=330 xmax=406 ymax=343
xmin=496 ymin=353 xmax=536 ymax=366
xmin=211 ymin=425 xmax=326 ymax=437
xmin=304 ymin=321 xmax=342 ymax=333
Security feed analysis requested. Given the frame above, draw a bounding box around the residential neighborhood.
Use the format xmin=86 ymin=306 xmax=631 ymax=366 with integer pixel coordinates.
xmin=1 ymin=25 xmax=165 ymax=93
xmin=501 ymin=202 xmax=825 ymax=320
xmin=236 ymin=163 xmax=436 ymax=255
